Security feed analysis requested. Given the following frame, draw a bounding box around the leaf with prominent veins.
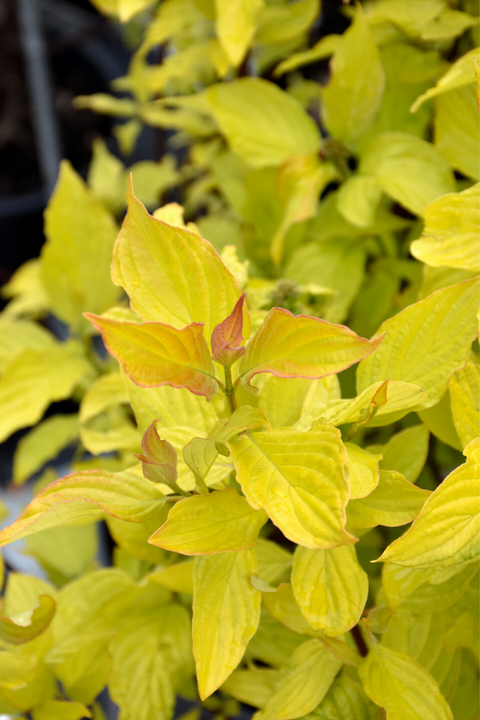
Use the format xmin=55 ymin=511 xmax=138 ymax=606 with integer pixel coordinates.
xmin=111 ymin=181 xmax=247 ymax=342
xmin=237 ymin=307 xmax=383 ymax=391
xmin=86 ymin=314 xmax=219 ymax=401
xmin=149 ymin=488 xmax=267 ymax=554
xmin=229 ymin=425 xmax=355 ymax=548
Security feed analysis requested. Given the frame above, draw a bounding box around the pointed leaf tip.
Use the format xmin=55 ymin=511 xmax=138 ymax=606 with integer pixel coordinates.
xmin=84 ymin=313 xmax=218 ymax=401
xmin=211 ymin=294 xmax=247 ymax=366
xmin=135 ymin=421 xmax=178 ymax=486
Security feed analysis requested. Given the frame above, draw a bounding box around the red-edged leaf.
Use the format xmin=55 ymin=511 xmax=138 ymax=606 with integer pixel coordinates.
xmin=85 ymin=313 xmax=219 ymax=400
xmin=135 ymin=421 xmax=178 ymax=486
xmin=211 ymin=294 xmax=247 ymax=366
xmin=237 ymin=307 xmax=383 ymax=391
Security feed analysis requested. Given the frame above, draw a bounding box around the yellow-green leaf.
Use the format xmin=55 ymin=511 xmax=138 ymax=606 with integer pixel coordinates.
xmin=221 ymin=667 xmax=277 ymax=709
xmin=319 ymin=380 xmax=428 ymax=428
xmin=434 ymin=84 xmax=479 ymax=182
xmin=262 ymin=583 xmax=320 ymax=637
xmin=254 ymin=639 xmax=342 ymax=720
xmin=367 ymin=425 xmax=430 ymax=484
xmin=359 ymin=131 xmax=455 ymax=216
xmin=254 ymin=539 xmax=292 ymax=586
xmin=450 ymin=359 xmax=480 ymax=448
xmin=356 ymin=278 xmax=480 ymax=408
xmin=32 ymin=699 xmax=91 ymax=720
xmin=274 ymin=34 xmax=341 ymax=76
xmin=0 ymin=469 xmax=166 ymax=548
xmin=148 ymin=559 xmax=195 ymax=595
xmin=0 ymin=320 xmax=54 ymax=375
xmin=182 ymin=405 xmax=270 ymax=484
xmin=418 ymin=389 xmax=462 ymax=451
xmin=304 ymin=674 xmax=376 ymax=720
xmin=0 ymin=653 xmax=37 ymax=689
xmin=378 ymin=439 xmax=480 ymax=569
xmin=86 ymin=314 xmax=218 ymax=401
xmin=411 ymin=183 xmax=480 ymax=272
xmin=0 ymin=343 xmax=91 ymax=443
xmin=344 ymin=443 xmax=381 ymax=499
xmin=322 ymin=9 xmax=385 ymax=144
xmin=411 ymin=47 xmax=479 ymax=112
xmin=149 ymin=488 xmax=267 ymax=554
xmin=111 ymin=182 xmax=246 ymax=342
xmin=215 ymin=0 xmax=262 ymax=66
xmin=230 ymin=426 xmax=354 ymax=549
xmin=292 ymin=545 xmax=368 ymax=636
xmin=205 ymin=78 xmax=321 ymax=167
xmin=347 ymin=470 xmax=430 ymax=530
xmin=117 ymin=0 xmax=152 ymax=23
xmin=238 ymin=307 xmax=382 ymax=391
xmin=255 ymin=0 xmax=318 ymax=45
xmin=80 ymin=372 xmax=129 ymax=424
xmin=193 ymin=549 xmax=261 ymax=699
xmin=124 ymin=372 xmax=219 ymax=436
xmin=0 ymin=595 xmax=55 ymax=645
xmin=42 ymin=161 xmax=119 ymax=333
xmin=13 ymin=414 xmax=79 ymax=485
xmin=359 ymin=645 xmax=453 ymax=720
xmin=336 ymin=176 xmax=382 ymax=229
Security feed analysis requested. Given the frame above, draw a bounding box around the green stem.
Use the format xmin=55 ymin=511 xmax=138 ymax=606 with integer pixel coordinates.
xmin=223 ymin=365 xmax=238 ymax=415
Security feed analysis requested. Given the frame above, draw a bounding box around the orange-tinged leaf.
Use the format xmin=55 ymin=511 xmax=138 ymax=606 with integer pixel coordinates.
xmin=211 ymin=294 xmax=247 ymax=366
xmin=237 ymin=308 xmax=382 ymax=391
xmin=0 ymin=594 xmax=55 ymax=645
xmin=111 ymin=181 xmax=248 ymax=342
xmin=0 ymin=469 xmax=165 ymax=548
xmin=149 ymin=488 xmax=268 ymax=555
xmin=86 ymin=314 xmax=218 ymax=401
xmin=136 ymin=422 xmax=178 ymax=487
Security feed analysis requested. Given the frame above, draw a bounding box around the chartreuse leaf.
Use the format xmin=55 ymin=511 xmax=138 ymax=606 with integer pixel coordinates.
xmin=262 ymin=583 xmax=320 ymax=637
xmin=359 ymin=645 xmax=453 ymax=720
xmin=149 ymin=488 xmax=267 ymax=554
xmin=274 ymin=34 xmax=341 ymax=76
xmin=86 ymin=314 xmax=218 ymax=401
xmin=336 ymin=176 xmax=382 ymax=229
xmin=254 ymin=639 xmax=342 ymax=720
xmin=450 ymin=359 xmax=480 ymax=448
xmin=0 ymin=595 xmax=55 ymax=645
xmin=359 ymin=131 xmax=455 ymax=216
xmin=79 ymin=371 xmax=129 ymax=423
xmin=378 ymin=439 xmax=480 ymax=569
xmin=42 ymin=161 xmax=119 ymax=333
xmin=205 ymin=78 xmax=321 ymax=167
xmin=411 ymin=47 xmax=479 ymax=112
xmin=262 ymin=376 xmax=339 ymax=430
xmin=292 ymin=545 xmax=368 ymax=636
xmin=0 ymin=320 xmax=54 ymax=374
xmin=356 ymin=278 xmax=480 ymax=408
xmin=368 ymin=425 xmax=430 ymax=484
xmin=320 ymin=380 xmax=428 ymax=428
xmin=229 ymin=425 xmax=354 ymax=548
xmin=411 ymin=183 xmax=480 ymax=272
xmin=148 ymin=559 xmax=195 ymax=595
xmin=254 ymin=539 xmax=292 ymax=586
xmin=435 ymin=84 xmax=479 ymax=182
xmin=221 ymin=666 xmax=278 ymax=709
xmin=24 ymin=523 xmax=99 ymax=582
xmin=322 ymin=8 xmax=385 ymax=144
xmin=183 ymin=406 xmax=270 ymax=484
xmin=111 ymin=182 xmax=247 ymax=342
xmin=418 ymin=389 xmax=462 ymax=451
xmin=347 ymin=471 xmax=430 ymax=530
xmin=248 ymin=608 xmax=305 ymax=668
xmin=237 ymin=307 xmax=382 ymax=391
xmin=215 ymin=0 xmax=262 ymax=66
xmin=0 ymin=343 xmax=91 ymax=443
xmin=344 ymin=443 xmax=381 ymax=499
xmin=108 ymin=504 xmax=169 ymax=565
xmin=123 ymin=372 xmax=219 ymax=436
xmin=13 ymin=414 xmax=79 ymax=485
xmin=0 ymin=468 xmax=166 ymax=548
xmin=301 ymin=674 xmax=376 ymax=720
xmin=255 ymin=0 xmax=318 ymax=44
xmin=193 ymin=549 xmax=261 ymax=699
xmin=1 ymin=258 xmax=50 ymax=320
xmin=32 ymin=699 xmax=91 ymax=720
xmin=0 ymin=652 xmax=37 ymax=689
